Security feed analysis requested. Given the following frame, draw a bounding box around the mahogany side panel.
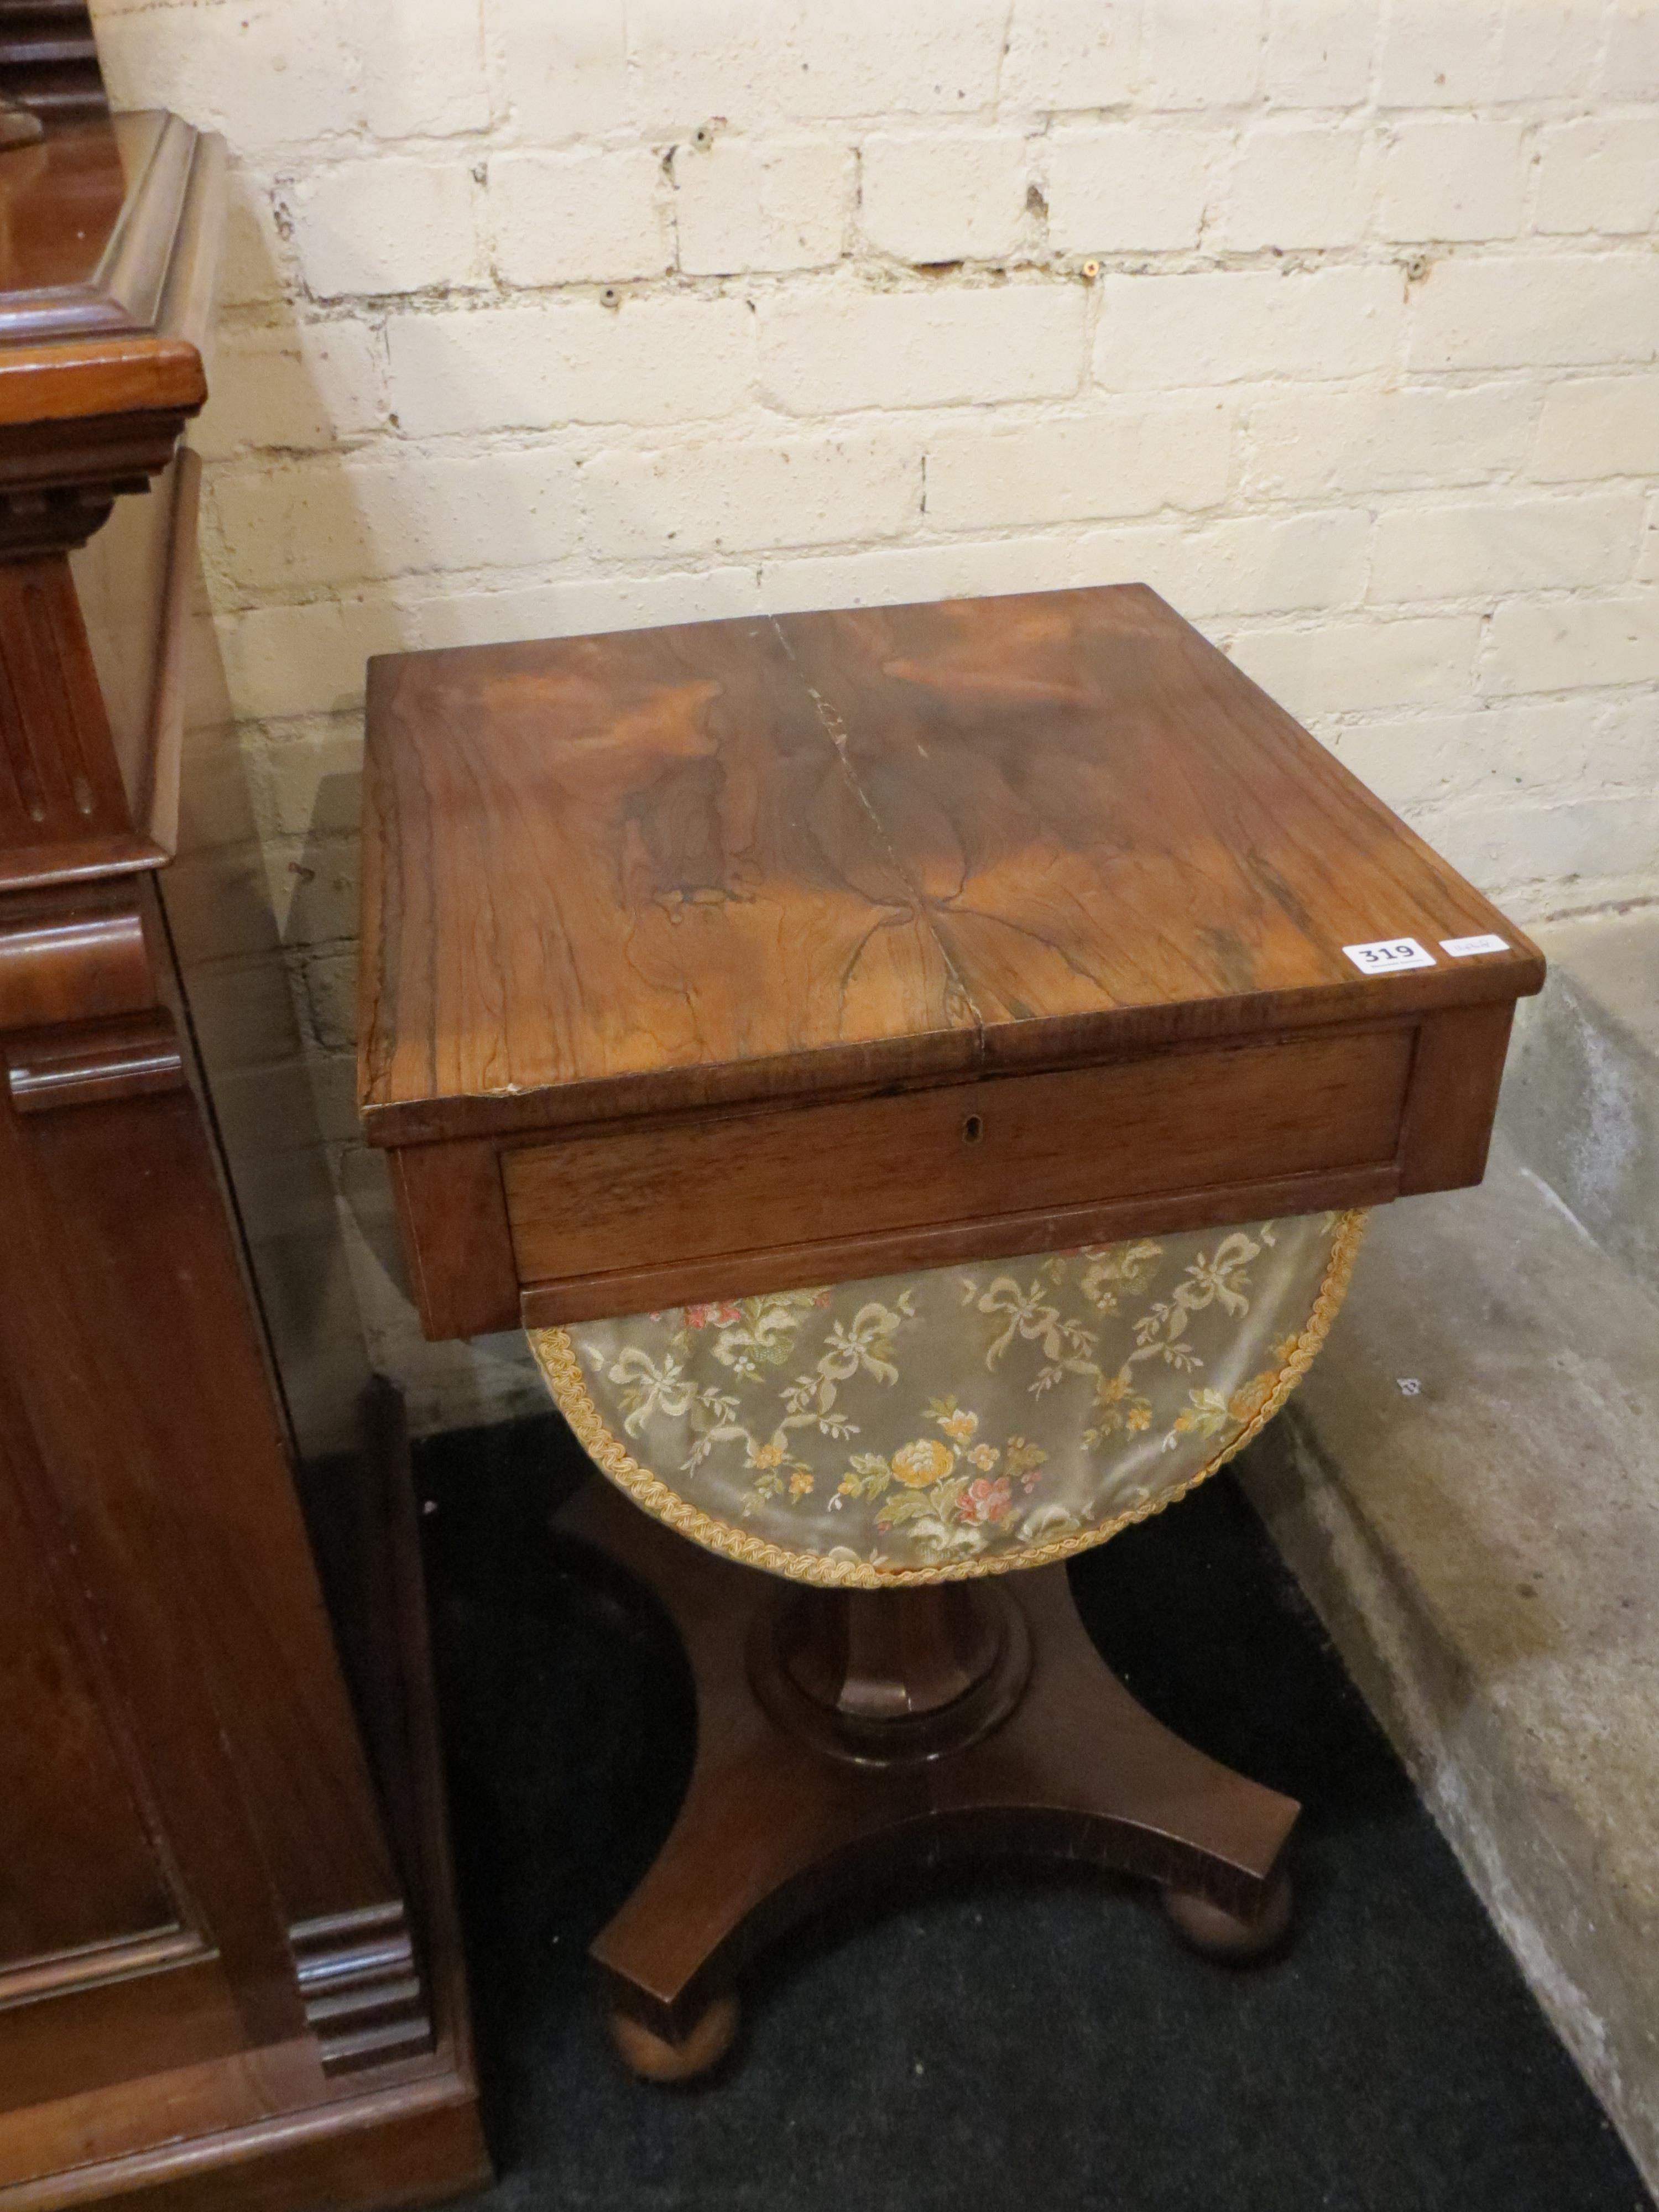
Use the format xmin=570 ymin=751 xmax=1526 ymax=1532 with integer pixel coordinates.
xmin=390 ymin=1137 xmax=520 ymax=1342
xmin=0 ymin=85 xmax=485 ymax=2212
xmin=6 ymin=1069 xmax=407 ymax=1932
xmin=1397 ymin=999 xmax=1517 ymax=1197
xmin=0 ymin=1067 xmax=369 ymax=2093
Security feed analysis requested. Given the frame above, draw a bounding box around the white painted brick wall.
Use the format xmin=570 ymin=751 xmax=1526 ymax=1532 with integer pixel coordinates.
xmin=1375 ymin=119 xmax=1528 ymax=241
xmin=359 ymin=0 xmax=489 ymax=139
xmin=384 ymin=296 xmax=754 ymax=433
xmin=860 ymin=131 xmax=1032 ymax=262
xmin=1533 ymin=373 xmax=1659 ymax=475
xmin=1044 ymin=126 xmax=1219 ymax=252
xmin=1096 ymin=265 xmax=1404 ymax=386
xmin=759 ymin=283 xmax=1088 ymax=410
xmin=925 ymin=401 xmax=1233 ymax=526
xmin=1001 ymin=1 xmax=1142 ymax=111
xmin=581 ymin=430 xmax=921 ymax=559
xmin=673 ymin=137 xmax=852 ymax=274
xmin=1222 ymin=122 xmax=1373 ymax=250
xmin=289 ymin=160 xmax=483 ymax=299
xmin=1262 ymin=1 xmax=1376 ymax=107
xmin=488 ymin=149 xmax=674 ymax=286
xmin=90 ymin=0 xmax=1659 ymax=1439
xmin=1535 ymin=114 xmax=1659 ymax=231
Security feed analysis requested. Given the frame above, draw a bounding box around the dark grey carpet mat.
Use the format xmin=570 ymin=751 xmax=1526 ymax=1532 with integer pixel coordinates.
xmin=412 ymin=1410 xmax=1648 ymax=2212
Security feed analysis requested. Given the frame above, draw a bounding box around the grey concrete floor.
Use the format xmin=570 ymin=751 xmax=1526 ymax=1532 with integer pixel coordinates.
xmin=1242 ymin=908 xmax=1659 ymax=2195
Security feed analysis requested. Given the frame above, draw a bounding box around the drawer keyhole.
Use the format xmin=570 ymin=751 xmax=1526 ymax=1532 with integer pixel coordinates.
xmin=962 ymin=1113 xmax=984 ymax=1145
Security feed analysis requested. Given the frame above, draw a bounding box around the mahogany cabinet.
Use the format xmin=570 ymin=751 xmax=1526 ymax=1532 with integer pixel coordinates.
xmin=0 ymin=92 xmax=487 ymax=2212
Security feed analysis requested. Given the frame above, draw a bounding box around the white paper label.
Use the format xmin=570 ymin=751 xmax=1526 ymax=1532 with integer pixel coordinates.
xmin=1440 ymin=934 xmax=1509 ymax=958
xmin=1343 ymin=937 xmax=1437 ymax=975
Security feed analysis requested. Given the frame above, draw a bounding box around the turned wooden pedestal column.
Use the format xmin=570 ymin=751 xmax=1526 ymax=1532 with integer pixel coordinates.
xmin=564 ymin=1484 xmax=1296 ymax=2082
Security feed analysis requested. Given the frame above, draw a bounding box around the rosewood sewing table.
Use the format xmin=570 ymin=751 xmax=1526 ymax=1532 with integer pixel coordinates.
xmin=359 ymin=584 xmax=1542 ymax=2075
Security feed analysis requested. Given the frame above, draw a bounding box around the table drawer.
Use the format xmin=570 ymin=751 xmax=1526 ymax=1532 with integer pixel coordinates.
xmin=503 ymin=1025 xmax=1413 ymax=1303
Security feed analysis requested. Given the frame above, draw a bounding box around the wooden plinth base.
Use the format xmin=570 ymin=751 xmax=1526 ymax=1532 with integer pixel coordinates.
xmin=0 ymin=1390 xmax=492 ymax=2212
xmin=560 ymin=1481 xmax=1300 ymax=2080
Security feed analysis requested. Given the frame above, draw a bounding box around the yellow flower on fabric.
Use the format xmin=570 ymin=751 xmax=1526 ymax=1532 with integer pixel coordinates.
xmin=968 ymin=1443 xmax=1000 ymax=1470
xmin=891 ymin=1437 xmax=955 ymax=1488
xmin=789 ymin=1469 xmax=815 ymax=1498
xmin=749 ymin=1441 xmax=786 ymax=1469
xmin=1126 ymin=1403 xmax=1152 ymax=1432
xmin=938 ymin=1408 xmax=980 ymax=1442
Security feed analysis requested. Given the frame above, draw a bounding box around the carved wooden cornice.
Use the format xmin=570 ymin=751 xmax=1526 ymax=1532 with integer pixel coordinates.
xmin=0 ymin=104 xmax=219 ymax=913
xmin=0 ymin=111 xmax=220 ymax=554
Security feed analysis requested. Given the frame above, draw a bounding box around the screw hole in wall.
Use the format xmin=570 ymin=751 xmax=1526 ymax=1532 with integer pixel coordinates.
xmin=962 ymin=1113 xmax=984 ymax=1144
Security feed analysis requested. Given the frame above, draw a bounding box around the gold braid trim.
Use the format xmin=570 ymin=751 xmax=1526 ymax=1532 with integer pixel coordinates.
xmin=528 ymin=1209 xmax=1369 ymax=1589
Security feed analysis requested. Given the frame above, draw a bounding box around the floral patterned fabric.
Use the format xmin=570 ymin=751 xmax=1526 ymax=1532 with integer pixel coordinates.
xmin=529 ymin=1211 xmax=1365 ymax=1587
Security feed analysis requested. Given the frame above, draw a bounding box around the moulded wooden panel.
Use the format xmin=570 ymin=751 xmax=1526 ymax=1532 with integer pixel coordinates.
xmin=0 ymin=1341 xmax=241 ymax=2116
xmin=0 ymin=1958 xmax=240 ymax=2121
xmin=0 ymin=1413 xmax=185 ymax=1982
xmin=0 ymin=556 xmax=131 ymax=858
xmin=503 ymin=1025 xmax=1415 ymax=1293
xmin=3 ymin=1071 xmax=403 ymax=1940
xmin=0 ymin=2069 xmax=490 ymax=2212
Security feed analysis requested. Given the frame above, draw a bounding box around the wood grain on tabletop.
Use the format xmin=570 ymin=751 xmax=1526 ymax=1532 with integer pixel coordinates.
xmin=776 ymin=588 xmax=1541 ymax=1068
xmin=360 ymin=585 xmax=1543 ymax=1142
xmin=361 ymin=619 xmax=978 ymax=1134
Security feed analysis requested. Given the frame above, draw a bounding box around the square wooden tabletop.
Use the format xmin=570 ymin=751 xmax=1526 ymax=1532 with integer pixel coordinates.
xmin=359 ymin=585 xmax=1541 ymax=1149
